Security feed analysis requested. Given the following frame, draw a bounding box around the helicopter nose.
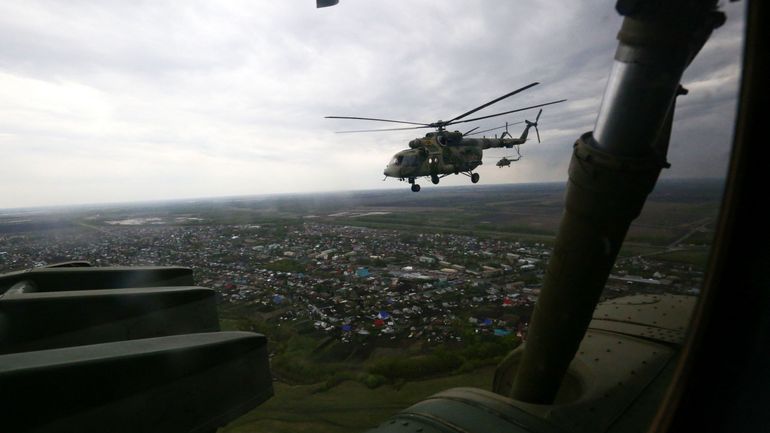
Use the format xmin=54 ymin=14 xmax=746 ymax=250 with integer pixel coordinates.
xmin=384 ymin=165 xmax=396 ymax=177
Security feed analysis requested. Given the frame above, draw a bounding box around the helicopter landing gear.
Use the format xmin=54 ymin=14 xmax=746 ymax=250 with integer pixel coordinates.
xmin=431 ymin=174 xmax=440 ymax=185
xmin=408 ymin=177 xmax=421 ymax=192
xmin=471 ymin=173 xmax=480 ymax=184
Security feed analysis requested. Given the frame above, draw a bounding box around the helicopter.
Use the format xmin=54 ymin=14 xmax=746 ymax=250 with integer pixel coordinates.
xmin=495 ymin=156 xmax=518 ymax=167
xmin=326 ymin=83 xmax=564 ymax=192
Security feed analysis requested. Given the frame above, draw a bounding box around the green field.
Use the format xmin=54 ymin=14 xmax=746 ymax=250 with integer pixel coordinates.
xmin=220 ymin=367 xmax=497 ymax=433
xmin=653 ymin=248 xmax=712 ymax=267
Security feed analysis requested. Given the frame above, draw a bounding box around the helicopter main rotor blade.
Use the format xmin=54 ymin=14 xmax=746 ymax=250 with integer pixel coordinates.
xmin=448 ymin=99 xmax=567 ymax=125
xmin=334 ymin=125 xmax=431 ymax=134
xmin=446 ymin=82 xmax=539 ymax=124
xmin=466 ymin=121 xmax=525 ymax=136
xmin=325 ymin=116 xmax=429 ymax=127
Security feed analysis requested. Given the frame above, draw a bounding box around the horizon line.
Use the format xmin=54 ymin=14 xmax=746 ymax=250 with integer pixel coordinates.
xmin=0 ymin=177 xmax=726 ymax=213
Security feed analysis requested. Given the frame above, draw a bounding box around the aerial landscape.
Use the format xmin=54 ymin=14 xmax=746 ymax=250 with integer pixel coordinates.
xmin=0 ymin=179 xmax=721 ymax=432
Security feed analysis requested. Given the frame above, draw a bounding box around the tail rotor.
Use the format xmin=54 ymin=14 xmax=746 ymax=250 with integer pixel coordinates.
xmin=525 ymin=109 xmax=543 ymax=143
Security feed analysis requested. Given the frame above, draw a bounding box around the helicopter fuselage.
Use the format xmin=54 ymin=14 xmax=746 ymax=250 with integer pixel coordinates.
xmin=383 ymin=129 xmax=528 ymax=190
xmin=382 ymin=136 xmax=483 ymax=180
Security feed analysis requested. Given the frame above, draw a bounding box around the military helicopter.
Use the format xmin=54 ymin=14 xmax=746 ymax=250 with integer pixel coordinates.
xmin=326 ymin=83 xmax=564 ymax=192
xmin=495 ymin=156 xmax=518 ymax=167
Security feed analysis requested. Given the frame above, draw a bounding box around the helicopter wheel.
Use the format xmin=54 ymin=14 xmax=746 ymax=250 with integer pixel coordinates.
xmin=411 ymin=184 xmax=421 ymax=192
xmin=471 ymin=173 xmax=480 ymax=184
xmin=431 ymin=175 xmax=439 ymax=185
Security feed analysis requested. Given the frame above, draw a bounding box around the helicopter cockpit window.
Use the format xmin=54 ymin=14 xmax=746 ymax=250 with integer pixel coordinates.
xmin=401 ymin=154 xmax=420 ymax=167
xmin=392 ymin=155 xmax=403 ymax=166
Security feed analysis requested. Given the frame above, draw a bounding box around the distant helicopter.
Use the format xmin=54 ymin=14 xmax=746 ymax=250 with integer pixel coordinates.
xmin=326 ymin=82 xmax=564 ymax=192
xmin=490 ymin=112 xmax=544 ymax=168
xmin=495 ymin=156 xmax=518 ymax=168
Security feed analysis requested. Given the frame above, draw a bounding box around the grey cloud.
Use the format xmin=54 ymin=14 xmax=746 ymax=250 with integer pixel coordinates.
xmin=0 ymin=0 xmax=747 ymax=208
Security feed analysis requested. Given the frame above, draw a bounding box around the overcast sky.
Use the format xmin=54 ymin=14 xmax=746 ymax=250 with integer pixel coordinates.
xmin=0 ymin=1 xmax=746 ymax=209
